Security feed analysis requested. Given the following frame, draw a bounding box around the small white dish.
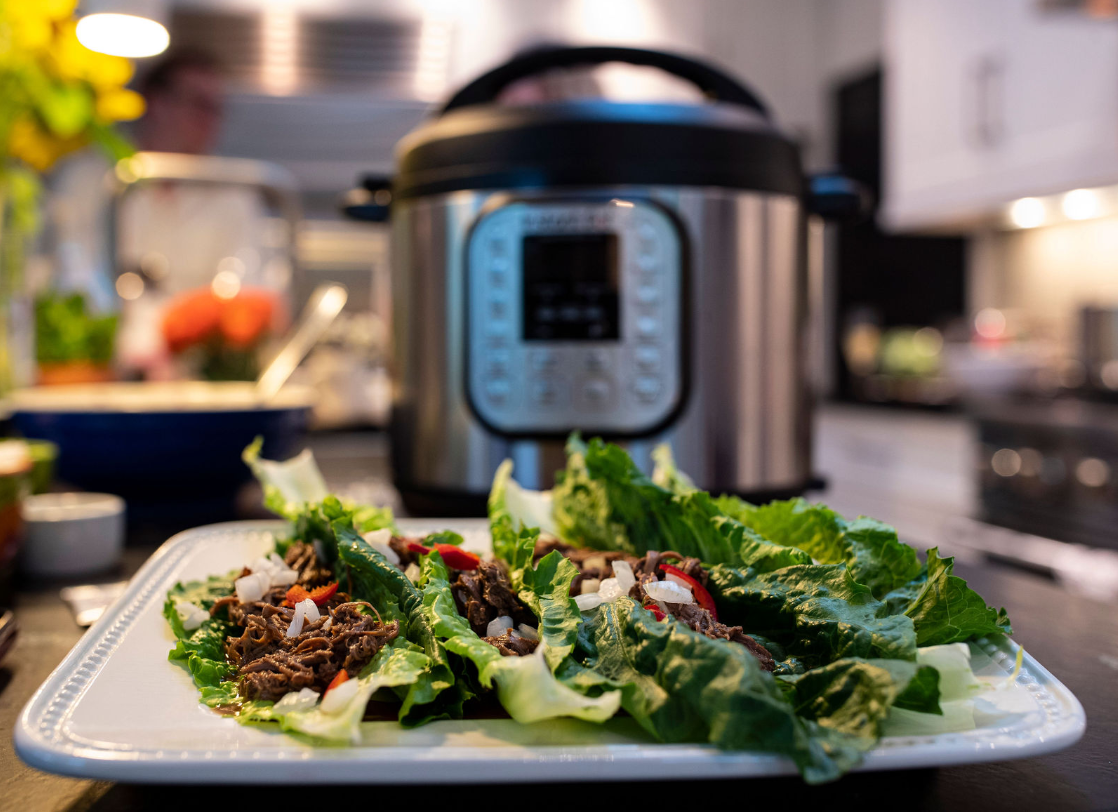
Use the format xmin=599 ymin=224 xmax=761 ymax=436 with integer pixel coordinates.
xmin=20 ymin=493 xmax=126 ymax=577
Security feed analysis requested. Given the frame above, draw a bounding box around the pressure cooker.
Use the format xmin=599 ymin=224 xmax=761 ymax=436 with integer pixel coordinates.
xmin=347 ymin=46 xmax=864 ymax=515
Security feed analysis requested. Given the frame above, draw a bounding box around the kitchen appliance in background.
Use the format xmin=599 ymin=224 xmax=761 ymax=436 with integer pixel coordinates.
xmin=974 ymin=396 xmax=1118 ymax=549
xmin=1081 ymin=305 xmax=1118 ymax=396
xmin=360 ymin=47 xmax=864 ymax=515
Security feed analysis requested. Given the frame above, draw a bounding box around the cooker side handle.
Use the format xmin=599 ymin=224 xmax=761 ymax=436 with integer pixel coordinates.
xmin=806 ymin=172 xmax=872 ymax=222
xmin=441 ymin=45 xmax=772 ymax=118
xmin=341 ymin=175 xmax=393 ymax=222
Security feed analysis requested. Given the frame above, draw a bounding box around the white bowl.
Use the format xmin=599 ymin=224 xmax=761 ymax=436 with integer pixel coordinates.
xmin=20 ymin=493 xmax=126 ymax=578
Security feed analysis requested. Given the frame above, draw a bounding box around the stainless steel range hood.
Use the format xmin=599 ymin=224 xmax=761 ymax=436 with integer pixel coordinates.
xmin=158 ymin=5 xmax=448 ymax=193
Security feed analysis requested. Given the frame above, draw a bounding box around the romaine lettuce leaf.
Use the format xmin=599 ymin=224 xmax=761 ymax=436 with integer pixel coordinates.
xmin=780 ymin=657 xmax=940 ymax=743
xmin=239 ymin=638 xmax=432 ymax=744
xmin=415 ymin=550 xmax=620 ymax=724
xmin=243 ymin=437 xmax=329 ymax=520
xmin=901 ymin=549 xmax=1012 ymax=645
xmin=164 ymin=574 xmax=237 ymax=706
xmin=708 ymin=563 xmax=918 ymax=665
xmin=552 ymin=437 xmax=796 ymax=567
xmin=577 ymin=597 xmax=863 ymax=784
xmin=332 ymin=521 xmax=464 ymax=725
xmin=716 ymin=496 xmax=921 ymax=598
xmin=489 ymin=458 xmax=558 ymax=538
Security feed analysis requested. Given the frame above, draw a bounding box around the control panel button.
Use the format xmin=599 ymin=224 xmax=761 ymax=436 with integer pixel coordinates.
xmin=636 ymin=316 xmax=660 ymax=339
xmin=489 ymin=297 xmax=508 ymax=319
xmin=485 ymin=348 xmax=511 ymax=376
xmin=531 ymin=379 xmax=562 ymax=405
xmin=585 ymin=349 xmax=610 ymax=372
xmin=633 ymin=376 xmax=662 ymax=403
xmin=583 ymin=379 xmax=611 ymax=407
xmin=636 ymin=283 xmax=659 ymax=305
xmin=635 ymin=346 xmax=661 ymax=372
xmin=530 ymin=349 xmax=557 ymax=372
xmin=485 ymin=320 xmax=509 ymax=340
xmin=485 ymin=379 xmax=510 ymax=405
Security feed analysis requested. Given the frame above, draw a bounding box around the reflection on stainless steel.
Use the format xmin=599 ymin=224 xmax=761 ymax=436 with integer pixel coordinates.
xmin=256 ymin=283 xmax=348 ymax=402
xmin=390 ymin=186 xmax=811 ymax=500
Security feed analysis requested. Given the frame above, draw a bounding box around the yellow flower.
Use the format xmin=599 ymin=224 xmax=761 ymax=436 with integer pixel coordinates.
xmin=50 ymin=21 xmax=133 ymax=88
xmin=95 ymin=87 xmax=144 ymax=121
xmin=7 ymin=115 xmax=88 ymax=172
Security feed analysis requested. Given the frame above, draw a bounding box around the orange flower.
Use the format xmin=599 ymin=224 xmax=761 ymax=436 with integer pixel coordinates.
xmin=219 ymin=289 xmax=275 ymax=349
xmin=161 ymin=289 xmax=221 ymax=353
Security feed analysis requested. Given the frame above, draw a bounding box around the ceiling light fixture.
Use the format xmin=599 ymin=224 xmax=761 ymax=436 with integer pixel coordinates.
xmin=1008 ymin=197 xmax=1046 ymax=229
xmin=76 ymin=0 xmax=169 ymax=58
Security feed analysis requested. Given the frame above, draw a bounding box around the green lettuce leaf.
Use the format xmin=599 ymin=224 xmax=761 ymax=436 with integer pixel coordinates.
xmin=164 ymin=574 xmax=237 ymax=706
xmin=901 ymin=549 xmax=1013 ymax=645
xmin=333 ymin=521 xmax=464 ymax=725
xmin=552 ymin=436 xmax=798 ymax=567
xmin=708 ymin=563 xmax=918 ymax=665
xmin=780 ymin=658 xmax=940 ymax=742
xmin=238 ymin=638 xmax=432 ymax=744
xmin=415 ymin=550 xmax=620 ymax=724
xmin=243 ymin=437 xmax=329 ymax=520
xmin=716 ymin=497 xmax=921 ymax=598
xmin=577 ymin=597 xmax=863 ymax=784
xmin=489 ymin=458 xmax=558 ymax=538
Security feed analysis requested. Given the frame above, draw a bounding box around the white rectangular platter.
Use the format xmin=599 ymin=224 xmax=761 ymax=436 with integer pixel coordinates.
xmin=15 ymin=519 xmax=1086 ymax=784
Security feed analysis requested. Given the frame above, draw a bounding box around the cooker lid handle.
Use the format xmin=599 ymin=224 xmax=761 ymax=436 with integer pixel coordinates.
xmin=440 ymin=45 xmax=772 ymax=118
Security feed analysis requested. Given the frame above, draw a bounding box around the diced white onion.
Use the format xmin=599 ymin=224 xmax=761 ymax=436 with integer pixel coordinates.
xmin=580 ymin=577 xmax=601 ymax=595
xmin=644 ymin=579 xmax=694 ymax=605
xmin=321 ymin=617 xmax=333 ymax=631
xmin=320 ymin=677 xmax=361 ymax=714
xmin=404 ymin=562 xmax=421 ymax=583
xmin=575 ymin=592 xmax=603 ymax=611
xmin=517 ymin=623 xmax=539 ymax=641
xmin=287 ymin=601 xmax=306 ymax=637
xmin=486 ymin=615 xmax=514 ymax=637
xmin=250 ymin=557 xmax=276 ymax=577
xmin=597 ymin=577 xmax=624 ymax=602
xmin=612 ymin=560 xmax=636 ymax=592
xmin=665 ymin=572 xmax=691 ymax=589
xmin=235 ymin=572 xmax=268 ymax=604
xmin=273 ymin=687 xmax=320 ymax=713
xmin=300 ymin=597 xmax=320 ymax=623
xmin=363 ymin=528 xmax=399 ymax=565
xmin=269 ymin=567 xmax=298 ymax=587
xmin=582 ymin=555 xmax=607 ymax=572
xmin=268 ymin=552 xmax=288 ymax=570
xmin=174 ymin=600 xmax=209 ymax=631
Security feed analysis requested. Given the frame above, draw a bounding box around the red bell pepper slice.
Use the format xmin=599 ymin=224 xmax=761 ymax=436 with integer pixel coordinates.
xmin=406 ymin=540 xmax=432 ymax=555
xmin=284 ymin=584 xmax=310 ymax=607
xmin=324 ymin=669 xmax=349 ymax=695
xmin=659 ymin=563 xmax=718 ymax=620
xmin=306 ymin=581 xmax=338 ymax=606
xmin=642 ymin=601 xmax=667 ymax=621
xmin=433 ymin=543 xmax=480 ymax=570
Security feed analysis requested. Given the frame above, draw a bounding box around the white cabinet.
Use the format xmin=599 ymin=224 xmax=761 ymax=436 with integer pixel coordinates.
xmin=883 ymin=0 xmax=1118 ymax=231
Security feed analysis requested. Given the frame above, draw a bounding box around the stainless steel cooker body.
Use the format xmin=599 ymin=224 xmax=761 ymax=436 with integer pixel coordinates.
xmin=389 ymin=184 xmax=811 ymax=511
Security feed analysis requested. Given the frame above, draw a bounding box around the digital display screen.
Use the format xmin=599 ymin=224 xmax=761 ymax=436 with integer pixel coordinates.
xmin=522 ymin=234 xmax=620 ymax=341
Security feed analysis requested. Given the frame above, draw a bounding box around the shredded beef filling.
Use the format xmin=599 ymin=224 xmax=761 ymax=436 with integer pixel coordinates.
xmin=387 ymin=535 xmax=424 ymax=569
xmin=483 ymin=629 xmax=539 ymax=657
xmin=537 ymin=537 xmax=774 ymax=671
xmin=450 ymin=560 xmax=536 ymax=639
xmin=283 ymin=540 xmax=334 ymax=587
xmin=216 ymin=543 xmax=399 ymax=702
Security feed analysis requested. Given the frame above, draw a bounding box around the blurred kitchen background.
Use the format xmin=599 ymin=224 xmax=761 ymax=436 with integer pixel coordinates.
xmin=2 ymin=0 xmax=1117 ymax=600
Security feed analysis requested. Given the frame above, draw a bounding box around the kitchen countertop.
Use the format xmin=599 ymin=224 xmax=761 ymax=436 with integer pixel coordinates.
xmin=3 ymin=430 xmax=1116 ymax=810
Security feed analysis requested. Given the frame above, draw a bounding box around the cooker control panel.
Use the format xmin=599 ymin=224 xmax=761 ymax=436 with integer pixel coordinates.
xmin=466 ymin=199 xmax=684 ymax=435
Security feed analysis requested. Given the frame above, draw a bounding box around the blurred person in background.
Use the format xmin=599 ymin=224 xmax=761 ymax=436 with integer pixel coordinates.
xmin=47 ymin=50 xmax=282 ymax=380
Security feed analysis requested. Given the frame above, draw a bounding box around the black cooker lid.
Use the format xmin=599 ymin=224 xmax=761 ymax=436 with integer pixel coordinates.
xmin=393 ymin=46 xmax=803 ymax=201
